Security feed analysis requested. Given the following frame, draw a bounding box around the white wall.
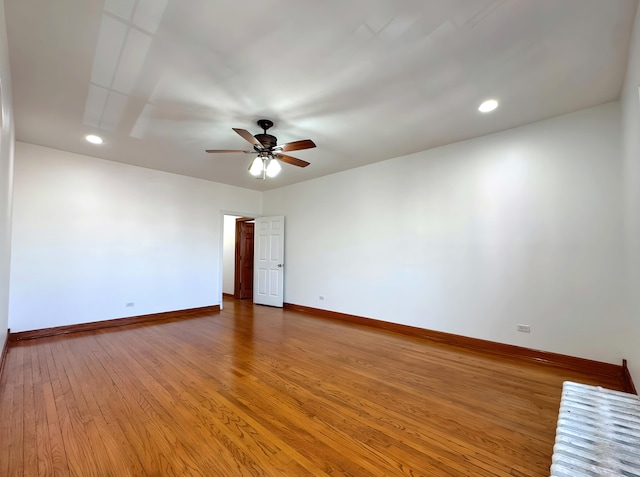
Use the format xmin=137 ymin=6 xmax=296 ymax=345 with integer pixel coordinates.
xmin=9 ymin=142 xmax=261 ymax=332
xmin=264 ymin=102 xmax=627 ymax=365
xmin=622 ymin=4 xmax=640 ymax=383
xmin=0 ymin=0 xmax=14 ymax=348
xmin=222 ymin=215 xmax=240 ymax=295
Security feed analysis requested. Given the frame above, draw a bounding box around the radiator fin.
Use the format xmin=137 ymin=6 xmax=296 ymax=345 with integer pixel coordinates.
xmin=550 ymin=381 xmax=640 ymax=477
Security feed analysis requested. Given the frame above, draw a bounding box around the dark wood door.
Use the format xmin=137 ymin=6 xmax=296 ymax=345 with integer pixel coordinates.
xmin=234 ymin=219 xmax=254 ymax=299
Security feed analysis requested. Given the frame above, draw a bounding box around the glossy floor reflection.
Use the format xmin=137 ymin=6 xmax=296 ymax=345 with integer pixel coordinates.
xmin=0 ymin=297 xmax=625 ymax=476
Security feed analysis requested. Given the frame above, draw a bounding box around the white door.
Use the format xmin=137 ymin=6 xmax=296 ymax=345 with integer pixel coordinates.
xmin=253 ymin=216 xmax=285 ymax=307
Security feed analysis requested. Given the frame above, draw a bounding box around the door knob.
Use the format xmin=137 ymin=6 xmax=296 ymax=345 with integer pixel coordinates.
xmin=277 ymin=264 xmax=283 ymax=267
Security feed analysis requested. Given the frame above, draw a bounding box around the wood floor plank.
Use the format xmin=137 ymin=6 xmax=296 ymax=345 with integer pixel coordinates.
xmin=38 ymin=343 xmax=71 ymax=477
xmin=0 ymin=381 xmax=14 ymax=477
xmin=138 ymin=318 xmax=381 ymax=476
xmin=0 ymin=298 xmax=628 ymax=476
xmin=93 ymin=330 xmax=247 ymax=476
xmin=33 ymin=345 xmax=55 ymax=477
xmin=22 ymin=345 xmax=38 ymax=477
xmin=86 ymin=336 xmax=184 ymax=476
xmin=8 ymin=346 xmax=25 ymax=477
xmin=53 ymin=336 xmax=134 ymax=477
xmin=124 ymin=326 xmax=321 ymax=476
xmin=72 ymin=334 xmax=148 ymax=476
xmin=44 ymin=340 xmax=96 ymax=477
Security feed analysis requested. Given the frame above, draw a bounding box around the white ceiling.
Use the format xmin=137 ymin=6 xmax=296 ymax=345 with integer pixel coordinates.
xmin=5 ymin=0 xmax=638 ymax=191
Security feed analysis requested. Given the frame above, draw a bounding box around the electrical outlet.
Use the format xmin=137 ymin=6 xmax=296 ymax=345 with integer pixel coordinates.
xmin=517 ymin=324 xmax=531 ymax=333
xmin=126 ymin=302 xmax=135 ymax=308
xmin=319 ymin=296 xmax=325 ymax=301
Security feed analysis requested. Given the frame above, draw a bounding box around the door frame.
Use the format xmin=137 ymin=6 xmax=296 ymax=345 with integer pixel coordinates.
xmin=219 ymin=211 xmax=258 ymax=310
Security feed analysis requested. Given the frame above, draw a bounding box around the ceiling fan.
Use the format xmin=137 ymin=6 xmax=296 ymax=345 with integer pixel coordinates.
xmin=206 ymin=119 xmax=316 ymax=179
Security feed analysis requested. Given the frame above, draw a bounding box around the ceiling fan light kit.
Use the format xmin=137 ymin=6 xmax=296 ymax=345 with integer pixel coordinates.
xmin=249 ymin=156 xmax=264 ymax=177
xmin=206 ymin=119 xmax=315 ymax=180
xmin=266 ymin=158 xmax=281 ymax=177
xmin=249 ymin=154 xmax=282 ymax=179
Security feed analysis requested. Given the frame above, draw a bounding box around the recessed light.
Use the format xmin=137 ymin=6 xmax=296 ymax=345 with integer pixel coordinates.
xmin=85 ymin=134 xmax=103 ymax=144
xmin=478 ymin=99 xmax=499 ymax=113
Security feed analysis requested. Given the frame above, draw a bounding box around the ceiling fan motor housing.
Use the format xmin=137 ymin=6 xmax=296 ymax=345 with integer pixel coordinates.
xmin=254 ymin=133 xmax=277 ymax=149
xmin=255 ymin=119 xmax=277 ymax=149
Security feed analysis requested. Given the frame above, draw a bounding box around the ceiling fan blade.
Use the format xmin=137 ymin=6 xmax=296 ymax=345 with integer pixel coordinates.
xmin=276 ymin=139 xmax=316 ymax=152
xmin=275 ymin=153 xmax=310 ymax=168
xmin=205 ymin=149 xmax=255 ymax=153
xmin=233 ymin=128 xmax=264 ymax=147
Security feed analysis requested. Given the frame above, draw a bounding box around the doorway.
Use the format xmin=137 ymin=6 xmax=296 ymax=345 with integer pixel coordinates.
xmin=234 ymin=217 xmax=255 ymax=299
xmin=221 ymin=214 xmax=283 ymax=306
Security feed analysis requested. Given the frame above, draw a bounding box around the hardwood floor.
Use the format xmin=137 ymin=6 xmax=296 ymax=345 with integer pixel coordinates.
xmin=0 ymin=298 xmax=625 ymax=476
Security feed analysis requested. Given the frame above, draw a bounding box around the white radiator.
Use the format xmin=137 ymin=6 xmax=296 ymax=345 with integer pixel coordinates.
xmin=550 ymin=381 xmax=640 ymax=477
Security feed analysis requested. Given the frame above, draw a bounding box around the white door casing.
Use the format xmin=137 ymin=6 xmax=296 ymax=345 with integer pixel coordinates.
xmin=253 ymin=216 xmax=285 ymax=307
